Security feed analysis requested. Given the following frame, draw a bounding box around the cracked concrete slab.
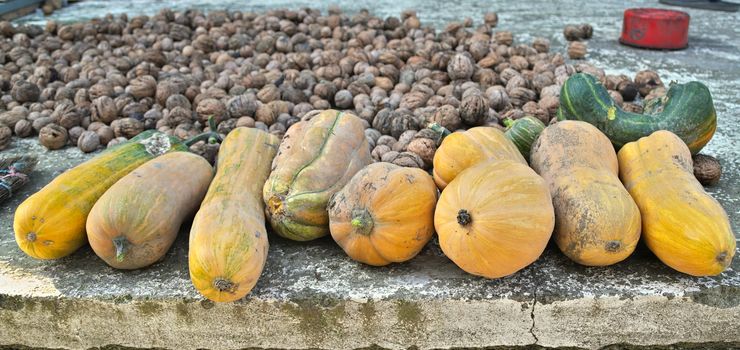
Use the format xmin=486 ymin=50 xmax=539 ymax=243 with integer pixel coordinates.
xmin=2 ymin=0 xmax=740 ymax=349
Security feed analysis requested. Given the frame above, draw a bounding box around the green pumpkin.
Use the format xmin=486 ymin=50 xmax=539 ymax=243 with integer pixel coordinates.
xmin=556 ymin=73 xmax=716 ymax=154
xmin=504 ymin=116 xmax=546 ymax=161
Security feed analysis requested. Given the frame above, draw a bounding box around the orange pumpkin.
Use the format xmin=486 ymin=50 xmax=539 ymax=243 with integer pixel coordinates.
xmin=86 ymin=152 xmax=212 ymax=269
xmin=189 ymin=128 xmax=279 ymax=302
xmin=328 ymin=162 xmax=437 ymax=266
xmin=434 ymin=159 xmax=554 ymax=278
xmin=432 ymin=127 xmax=525 ymax=189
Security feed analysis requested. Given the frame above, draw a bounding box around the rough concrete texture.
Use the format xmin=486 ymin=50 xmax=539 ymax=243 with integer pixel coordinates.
xmin=2 ymin=0 xmax=740 ymax=349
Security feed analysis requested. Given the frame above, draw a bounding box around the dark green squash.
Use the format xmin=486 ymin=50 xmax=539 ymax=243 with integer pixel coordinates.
xmin=556 ymin=73 xmax=716 ymax=154
xmin=504 ymin=116 xmax=546 ymax=160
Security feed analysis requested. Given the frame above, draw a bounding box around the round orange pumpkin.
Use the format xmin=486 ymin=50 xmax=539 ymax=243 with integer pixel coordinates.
xmin=432 ymin=127 xmax=525 ymax=190
xmin=434 ymin=159 xmax=555 ymax=278
xmin=328 ymin=162 xmax=437 ymax=266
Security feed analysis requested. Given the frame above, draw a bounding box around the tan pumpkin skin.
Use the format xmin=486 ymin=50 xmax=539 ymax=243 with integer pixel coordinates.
xmin=432 ymin=127 xmax=525 ymax=189
xmin=190 ymin=128 xmax=279 ymax=302
xmin=530 ymin=120 xmax=641 ymax=266
xmin=618 ymin=130 xmax=735 ymax=276
xmin=86 ymin=152 xmax=213 ymax=269
xmin=328 ymin=163 xmax=438 ymax=266
xmin=434 ymin=159 xmax=554 ymax=278
xmin=263 ymin=110 xmax=371 ymax=241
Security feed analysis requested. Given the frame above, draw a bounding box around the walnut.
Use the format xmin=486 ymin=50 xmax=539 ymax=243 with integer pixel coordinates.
xmin=112 ymin=118 xmax=144 ymax=139
xmin=77 ymin=130 xmax=100 ymax=153
xmin=236 ymin=116 xmax=256 ymax=128
xmin=227 ymin=95 xmax=257 ymax=118
xmin=693 ymin=154 xmax=721 ymax=186
xmin=257 ymin=84 xmax=281 ymax=103
xmin=532 ymin=37 xmax=550 ymax=53
xmin=486 ymin=86 xmax=511 ymax=111
xmin=506 ymin=75 xmax=528 ymax=92
xmin=407 ymin=138 xmax=436 ymax=169
xmin=371 ymin=144 xmax=390 ymax=161
xmin=0 ymin=106 xmax=28 ymax=129
xmin=57 ymin=108 xmax=81 ymax=129
xmin=196 ymin=98 xmax=227 ymax=124
xmin=0 ymin=125 xmax=10 ymax=150
xmin=608 ymin=90 xmax=624 ymax=107
xmin=96 ymin=125 xmax=115 ymax=146
xmin=165 ymin=94 xmax=191 ymax=111
xmin=399 ymin=91 xmax=430 ymax=110
xmin=391 ymin=151 xmax=425 ymax=168
xmin=521 ymin=101 xmax=548 ymax=124
xmin=509 ymin=87 xmax=536 ymax=106
xmin=392 ymin=130 xmax=418 ymax=152
xmin=255 ymin=103 xmax=277 ymax=126
xmin=14 ymin=119 xmax=32 ymax=138
xmin=495 ymin=31 xmax=513 ymax=46
xmin=447 ymin=53 xmax=475 ymax=80
xmin=431 ymin=105 xmax=462 ymax=131
xmin=634 ymin=70 xmax=664 ymax=97
xmin=460 ymin=93 xmax=489 ymax=126
xmin=127 ymin=75 xmax=157 ymax=99
xmin=364 ymin=128 xmax=382 ymax=144
xmin=155 ymin=81 xmax=187 ymax=106
xmin=91 ymin=96 xmax=119 ymax=124
xmin=11 ymin=80 xmax=40 ymax=103
xmin=563 ymin=25 xmax=585 ymax=41
xmin=165 ymin=106 xmax=194 ymax=127
xmin=509 ymin=56 xmax=529 ymax=71
xmin=580 ymin=24 xmax=594 ymax=39
xmin=39 ymin=124 xmax=68 ymax=150
xmin=499 ymin=68 xmax=521 ymax=85
xmin=531 ymin=74 xmax=554 ymax=94
xmin=568 ymin=41 xmax=587 ymax=59
xmin=89 ymin=81 xmax=114 ymax=99
xmin=538 ymin=96 xmax=560 ymax=119
xmin=334 ymin=89 xmax=353 ymax=109
xmin=540 ymin=85 xmax=561 ymax=99
xmin=32 ymin=116 xmax=54 ymax=133
xmin=483 ymin=12 xmax=498 ymax=27
xmin=501 ymin=108 xmax=525 ymax=121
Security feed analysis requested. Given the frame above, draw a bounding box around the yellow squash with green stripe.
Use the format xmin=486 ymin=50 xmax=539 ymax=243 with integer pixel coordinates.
xmin=263 ymin=110 xmax=371 ymax=241
xmin=618 ymin=130 xmax=735 ymax=276
xmin=557 ymin=73 xmax=716 ymax=154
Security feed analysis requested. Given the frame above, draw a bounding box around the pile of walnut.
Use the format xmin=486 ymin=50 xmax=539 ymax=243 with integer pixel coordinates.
xmin=0 ymin=8 xmax=665 ymax=168
xmin=563 ymin=23 xmax=592 ymax=59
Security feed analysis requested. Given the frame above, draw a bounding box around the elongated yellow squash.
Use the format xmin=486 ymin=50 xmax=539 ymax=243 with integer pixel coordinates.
xmin=618 ymin=130 xmax=735 ymax=276
xmin=189 ymin=127 xmax=279 ymax=302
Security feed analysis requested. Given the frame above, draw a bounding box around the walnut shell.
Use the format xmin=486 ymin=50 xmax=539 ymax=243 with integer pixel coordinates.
xmin=495 ymin=31 xmax=513 ymax=46
xmin=166 ymin=94 xmax=192 ymax=111
xmin=14 ymin=119 xmax=33 ymax=138
xmin=634 ymin=70 xmax=663 ymax=97
xmin=127 ymin=75 xmax=157 ymax=99
xmin=334 ymin=90 xmax=353 ymax=109
xmin=483 ymin=12 xmax=498 ymax=27
xmin=459 ymin=93 xmax=489 ymax=126
xmin=622 ymin=102 xmax=643 ymax=114
xmin=77 ymin=130 xmax=100 ymax=153
xmin=509 ymin=87 xmax=536 ymax=107
xmin=227 ymin=95 xmax=257 ymax=118
xmin=532 ymin=37 xmax=550 ymax=53
xmin=0 ymin=125 xmax=10 ymax=150
xmin=431 ymin=105 xmax=462 ymax=131
xmin=39 ymin=124 xmax=68 ymax=150
xmin=608 ymin=90 xmax=624 ymax=107
xmin=371 ymin=144 xmax=391 ymax=161
xmin=0 ymin=106 xmax=28 ymax=129
xmin=486 ymin=86 xmax=511 ymax=111
xmin=165 ymin=106 xmax=194 ymax=127
xmin=567 ymin=41 xmax=587 ymax=59
xmin=538 ymin=95 xmax=560 ymax=119
xmin=399 ymin=91 xmax=430 ymax=110
xmin=391 ymin=151 xmax=425 ymax=168
xmin=96 ymin=125 xmax=115 ymax=146
xmin=522 ymin=101 xmax=549 ymax=124
xmin=236 ymin=116 xmax=256 ymax=128
xmin=91 ymin=96 xmax=119 ymax=124
xmin=406 ymin=138 xmax=436 ymax=168
xmin=255 ymin=103 xmax=278 ymax=125
xmin=447 ymin=53 xmax=475 ymax=80
xmin=393 ymin=130 xmax=418 ymax=152
xmin=692 ymin=154 xmax=721 ymax=186
xmin=563 ymin=25 xmax=585 ymax=41
xmin=390 ymin=109 xmax=420 ymax=139
xmin=112 ymin=118 xmax=144 ymax=139
xmin=11 ymin=80 xmax=40 ymax=103
xmin=196 ymin=98 xmax=227 ymax=124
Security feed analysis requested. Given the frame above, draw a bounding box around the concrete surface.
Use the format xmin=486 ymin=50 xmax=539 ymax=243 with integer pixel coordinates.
xmin=2 ymin=0 xmax=740 ymax=349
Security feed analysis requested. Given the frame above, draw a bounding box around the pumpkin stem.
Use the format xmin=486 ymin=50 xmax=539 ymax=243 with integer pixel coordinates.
xmin=183 ymin=116 xmax=223 ymax=146
xmin=213 ymin=278 xmax=236 ymax=293
xmin=427 ymin=123 xmax=452 ymax=139
xmin=457 ymin=209 xmax=472 ymax=226
xmin=717 ymin=252 xmax=729 ymax=266
xmin=112 ymin=236 xmax=129 ymax=262
xmin=351 ymin=208 xmax=374 ymax=236
xmin=502 ymin=118 xmax=514 ymax=128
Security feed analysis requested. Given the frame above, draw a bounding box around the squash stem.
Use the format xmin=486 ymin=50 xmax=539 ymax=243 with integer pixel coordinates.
xmin=457 ymin=209 xmax=472 ymax=226
xmin=427 ymin=123 xmax=452 ymax=139
xmin=214 ymin=278 xmax=235 ymax=293
xmin=183 ymin=116 xmax=223 ymax=146
xmin=502 ymin=118 xmax=514 ymax=128
xmin=351 ymin=208 xmax=374 ymax=236
xmin=112 ymin=236 xmax=129 ymax=262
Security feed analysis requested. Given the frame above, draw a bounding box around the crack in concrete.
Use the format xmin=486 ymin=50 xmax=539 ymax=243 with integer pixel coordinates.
xmin=529 ymin=286 xmax=539 ymax=344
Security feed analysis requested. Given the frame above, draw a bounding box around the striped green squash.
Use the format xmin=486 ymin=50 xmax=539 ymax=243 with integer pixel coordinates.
xmin=556 ymin=73 xmax=716 ymax=154
xmin=504 ymin=116 xmax=546 ymax=161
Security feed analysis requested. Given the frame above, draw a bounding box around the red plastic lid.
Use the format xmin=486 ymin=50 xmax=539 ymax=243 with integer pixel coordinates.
xmin=620 ymin=8 xmax=690 ymax=50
